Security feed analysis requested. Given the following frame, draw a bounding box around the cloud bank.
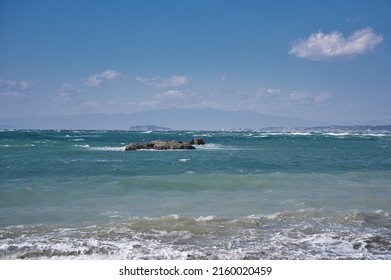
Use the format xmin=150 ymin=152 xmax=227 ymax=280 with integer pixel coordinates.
xmin=289 ymin=27 xmax=383 ymax=60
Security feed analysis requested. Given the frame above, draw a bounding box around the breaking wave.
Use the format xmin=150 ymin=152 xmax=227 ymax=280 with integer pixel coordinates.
xmin=1 ymin=210 xmax=390 ymax=260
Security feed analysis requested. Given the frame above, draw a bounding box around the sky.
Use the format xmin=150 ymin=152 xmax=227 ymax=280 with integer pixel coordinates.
xmin=1 ymin=0 xmax=391 ymax=125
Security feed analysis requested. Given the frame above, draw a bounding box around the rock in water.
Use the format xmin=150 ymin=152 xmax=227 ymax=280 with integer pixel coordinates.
xmin=124 ymin=143 xmax=154 ymax=151
xmin=189 ymin=138 xmax=205 ymax=145
xmin=125 ymin=139 xmax=202 ymax=151
xmin=151 ymin=140 xmax=195 ymax=150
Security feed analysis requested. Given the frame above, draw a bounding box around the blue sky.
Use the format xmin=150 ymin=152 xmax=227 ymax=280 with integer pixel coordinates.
xmin=1 ymin=0 xmax=390 ymax=125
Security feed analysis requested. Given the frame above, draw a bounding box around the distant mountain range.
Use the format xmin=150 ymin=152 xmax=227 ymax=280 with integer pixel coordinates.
xmin=1 ymin=108 xmax=330 ymax=130
xmin=128 ymin=125 xmax=171 ymax=131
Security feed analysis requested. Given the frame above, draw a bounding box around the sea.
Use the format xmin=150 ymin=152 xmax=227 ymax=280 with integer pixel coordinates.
xmin=1 ymin=127 xmax=391 ymax=260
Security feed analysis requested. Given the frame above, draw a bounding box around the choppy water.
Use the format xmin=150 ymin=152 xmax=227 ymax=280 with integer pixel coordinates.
xmin=1 ymin=127 xmax=391 ymax=259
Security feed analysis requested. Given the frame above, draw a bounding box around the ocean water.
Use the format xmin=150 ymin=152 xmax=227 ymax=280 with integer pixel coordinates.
xmin=1 ymin=127 xmax=391 ymax=259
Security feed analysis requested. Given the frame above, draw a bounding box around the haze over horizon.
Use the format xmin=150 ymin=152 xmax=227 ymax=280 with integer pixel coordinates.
xmin=1 ymin=0 xmax=390 ymax=128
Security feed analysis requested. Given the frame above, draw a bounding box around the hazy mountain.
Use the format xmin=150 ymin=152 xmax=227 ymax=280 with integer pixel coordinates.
xmin=128 ymin=125 xmax=171 ymax=131
xmin=0 ymin=108 xmax=326 ymax=130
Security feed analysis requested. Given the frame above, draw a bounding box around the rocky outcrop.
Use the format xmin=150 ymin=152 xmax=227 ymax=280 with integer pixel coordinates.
xmin=125 ymin=138 xmax=205 ymax=151
xmin=189 ymin=138 xmax=205 ymax=145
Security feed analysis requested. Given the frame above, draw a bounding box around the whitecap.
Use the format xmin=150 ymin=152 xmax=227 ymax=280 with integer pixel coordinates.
xmin=195 ymin=143 xmax=224 ymax=150
xmin=87 ymin=146 xmax=126 ymax=151
xmin=193 ymin=133 xmax=213 ymax=137
xmin=196 ymin=215 xmax=218 ymax=222
xmin=74 ymin=144 xmax=90 ymax=148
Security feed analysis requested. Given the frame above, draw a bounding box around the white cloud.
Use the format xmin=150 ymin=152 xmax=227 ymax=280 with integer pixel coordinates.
xmin=256 ymin=88 xmax=281 ymax=96
xmin=60 ymin=82 xmax=72 ymax=91
xmin=106 ymin=100 xmax=118 ymax=106
xmin=0 ymin=79 xmax=37 ymax=100
xmin=289 ymin=27 xmax=383 ymax=60
xmin=83 ymin=101 xmax=99 ymax=107
xmin=158 ymin=90 xmax=185 ymax=99
xmin=2 ymin=92 xmax=26 ymax=98
xmin=285 ymin=91 xmax=314 ymax=102
xmin=164 ymin=75 xmax=188 ymax=87
xmin=83 ymin=69 xmax=125 ymax=87
xmin=135 ymin=75 xmax=189 ymax=88
xmin=315 ymin=91 xmax=333 ymax=103
xmin=84 ymin=75 xmax=102 ymax=87
xmin=19 ymin=80 xmax=36 ymax=90
xmin=54 ymin=91 xmax=71 ymax=103
xmin=54 ymin=82 xmax=82 ymax=104
xmin=0 ymin=80 xmax=17 ymax=88
xmin=136 ymin=89 xmax=192 ymax=110
xmin=0 ymin=79 xmax=37 ymax=90
xmin=135 ymin=76 xmax=147 ymax=83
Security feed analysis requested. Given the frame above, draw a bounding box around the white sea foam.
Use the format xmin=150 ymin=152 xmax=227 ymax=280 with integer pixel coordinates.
xmin=195 ymin=143 xmax=226 ymax=150
xmin=24 ymin=144 xmax=35 ymax=147
xmin=73 ymin=144 xmax=126 ymax=151
xmin=196 ymin=215 xmax=218 ymax=222
xmin=324 ymin=132 xmax=351 ymax=137
xmin=74 ymin=144 xmax=90 ymax=148
xmin=88 ymin=146 xmax=126 ymax=151
xmin=193 ymin=133 xmax=213 ymax=137
xmin=137 ymin=214 xmax=181 ymax=221
xmin=252 ymin=127 xmax=391 ymax=138
xmin=2 ymin=210 xmax=391 ymax=260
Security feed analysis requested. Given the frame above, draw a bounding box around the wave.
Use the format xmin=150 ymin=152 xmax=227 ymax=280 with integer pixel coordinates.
xmin=1 ymin=210 xmax=390 ymax=260
xmin=194 ymin=143 xmax=224 ymax=150
xmin=195 ymin=143 xmax=243 ymax=150
xmin=249 ymin=131 xmax=390 ymax=139
xmin=72 ymin=144 xmax=126 ymax=151
xmin=323 ymin=132 xmax=389 ymax=138
xmin=250 ymin=127 xmax=391 ymax=138
xmin=88 ymin=146 xmax=126 ymax=152
xmin=73 ymin=144 xmax=90 ymax=148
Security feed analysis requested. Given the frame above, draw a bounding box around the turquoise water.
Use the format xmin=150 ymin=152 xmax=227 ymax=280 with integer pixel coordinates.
xmin=1 ymin=128 xmax=391 ymax=259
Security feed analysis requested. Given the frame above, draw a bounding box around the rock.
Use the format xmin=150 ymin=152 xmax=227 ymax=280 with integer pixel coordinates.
xmin=124 ymin=142 xmax=152 ymax=151
xmin=125 ymin=140 xmax=199 ymax=151
xmin=189 ymin=138 xmax=205 ymax=145
xmin=152 ymin=140 xmax=195 ymax=150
